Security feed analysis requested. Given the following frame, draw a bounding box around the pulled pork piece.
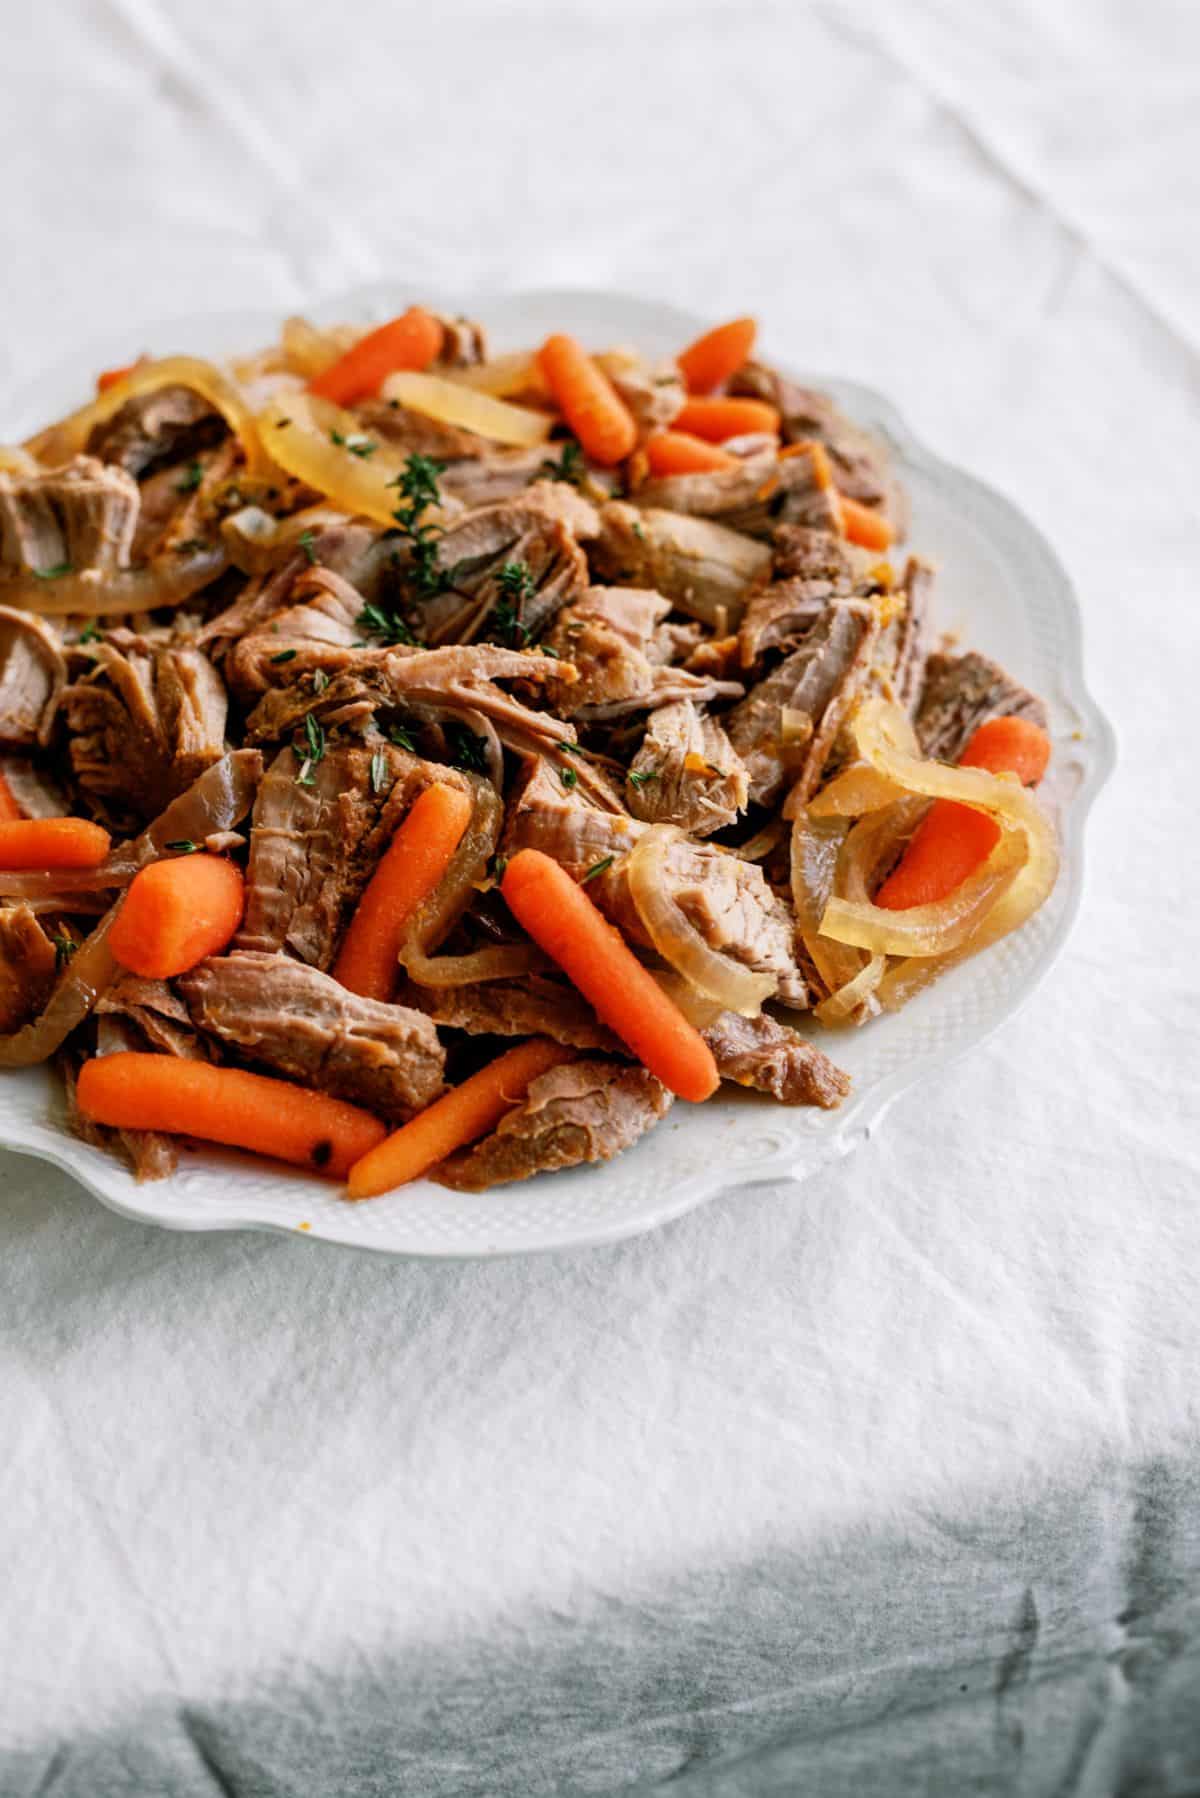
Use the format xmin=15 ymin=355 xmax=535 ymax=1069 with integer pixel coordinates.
xmin=573 ymin=665 xmax=744 ymax=724
xmin=592 ymin=502 xmax=770 ymax=629
xmin=63 ymin=640 xmax=229 ymax=821
xmin=0 ymin=756 xmax=68 ymax=817
xmin=626 ymin=700 xmax=748 ymax=836
xmin=0 ymin=607 xmax=66 ymax=746
xmin=0 ymin=907 xmax=58 ymax=1032
xmin=96 ymin=972 xmax=205 ymax=1059
xmin=407 ymin=974 xmax=619 ymax=1052
xmin=180 ymin=951 xmax=445 ymax=1121
xmin=200 ymin=517 xmax=392 ymax=652
xmin=872 ymin=556 xmax=934 ymax=714
xmin=543 ymin=585 xmax=669 ymax=712
xmin=730 ymin=363 xmax=906 ymax=532
xmin=419 ymin=500 xmax=589 ymax=644
xmin=915 ymin=650 xmax=1049 ymax=762
xmin=703 ymin=1010 xmax=850 ymax=1108
xmin=436 ymin=1059 xmax=671 ymax=1190
xmin=236 ymin=744 xmax=473 ymax=969
xmin=633 ymin=448 xmax=778 ymax=521
xmin=739 ymin=525 xmax=874 ymax=666
xmin=0 ymin=456 xmax=139 ymax=583
xmin=771 ymin=524 xmax=865 ymax=583
xmin=86 ymin=385 xmax=222 ymax=477
xmin=727 ymin=599 xmax=878 ymax=807
xmin=607 ymin=355 xmax=686 ymax=441
xmin=434 ymin=313 xmax=488 ymax=366
xmin=226 ymin=566 xmax=376 ymax=701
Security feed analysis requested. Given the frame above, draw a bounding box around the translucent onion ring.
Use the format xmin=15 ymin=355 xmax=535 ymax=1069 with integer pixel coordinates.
xmin=25 ymin=355 xmax=270 ymax=476
xmin=256 ymin=391 xmax=452 ymax=527
xmin=396 ymin=777 xmax=503 ymax=973
xmin=816 ymin=697 xmax=1058 ymax=962
xmin=1 ymin=543 xmax=228 ymax=619
xmin=627 ymin=824 xmax=775 ymax=1018
xmin=789 ymin=812 xmax=865 ymax=1000
xmin=400 ymin=942 xmax=549 ymax=987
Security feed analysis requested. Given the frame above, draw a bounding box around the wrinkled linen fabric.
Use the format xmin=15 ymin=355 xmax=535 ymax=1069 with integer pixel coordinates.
xmin=2 ymin=2 xmax=1199 ymax=1793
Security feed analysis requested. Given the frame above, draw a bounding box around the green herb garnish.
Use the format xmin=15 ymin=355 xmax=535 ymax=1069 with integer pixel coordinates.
xmin=447 ymin=724 xmax=488 ymax=773
xmin=387 ymin=453 xmax=450 ymax=598
xmin=539 ymin=437 xmax=585 ymax=486
xmin=357 ymin=600 xmax=417 ymax=646
xmin=271 ymin=649 xmax=298 ymax=664
xmin=388 ymin=723 xmax=416 ymax=751
xmin=492 ymin=559 xmax=536 ymax=645
xmin=559 ymin=765 xmax=578 ymax=790
xmin=311 ymin=669 xmax=329 ymax=694
xmin=628 ymin=769 xmax=659 ymax=788
xmin=165 ymin=839 xmax=198 ymax=854
xmin=580 ymin=856 xmax=614 ymax=884
xmin=51 ymin=934 xmax=77 ymax=972
xmin=370 ymin=748 xmax=388 ymax=794
xmin=330 ymin=428 xmax=377 ymax=459
xmin=297 ymin=528 xmax=319 ymax=566
xmin=33 ymin=563 xmax=72 ymax=581
xmin=176 ymin=460 xmax=204 ymax=493
xmin=295 ymin=712 xmax=327 ymax=786
xmin=76 ymin=621 xmax=102 ymax=646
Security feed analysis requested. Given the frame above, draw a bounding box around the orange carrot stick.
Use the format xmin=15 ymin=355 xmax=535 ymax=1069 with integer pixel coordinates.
xmin=500 ymin=848 xmax=720 ymax=1103
xmin=644 ymin=431 xmax=739 ymax=477
xmin=346 ymin=1037 xmax=573 ymax=1198
xmin=0 ymin=818 xmax=110 ymax=870
xmin=876 ymin=717 xmax=1052 ymax=911
xmin=76 ymin=1053 xmax=386 ymax=1180
xmin=108 ymin=853 xmax=245 ymax=979
xmin=0 ymin=774 xmax=23 ymax=822
xmin=536 ymin=334 xmax=637 ymax=466
xmin=675 ymin=396 xmax=780 ymax=441
xmin=781 ymin=438 xmax=834 ymax=488
xmin=837 ymin=492 xmax=894 ymax=552
xmin=309 ymin=307 xmax=444 ymax=406
xmin=95 ymin=358 xmax=147 ymax=393
xmin=676 ymin=316 xmax=757 ymax=395
xmin=333 ymin=782 xmax=474 ymax=1001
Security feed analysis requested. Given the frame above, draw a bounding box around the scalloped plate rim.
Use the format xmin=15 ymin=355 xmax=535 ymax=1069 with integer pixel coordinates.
xmin=0 ymin=286 xmax=1116 ymax=1258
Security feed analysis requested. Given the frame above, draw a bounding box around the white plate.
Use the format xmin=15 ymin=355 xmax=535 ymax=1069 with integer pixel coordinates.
xmin=0 ymin=288 xmax=1115 ymax=1257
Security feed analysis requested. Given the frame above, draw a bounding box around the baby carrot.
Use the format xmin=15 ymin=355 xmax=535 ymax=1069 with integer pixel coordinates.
xmin=95 ymin=359 xmax=145 ymax=393
xmin=346 ymin=1038 xmax=573 ymax=1198
xmin=333 ymin=782 xmax=473 ymax=1001
xmin=0 ymin=818 xmax=110 ymax=870
xmin=309 ymin=307 xmax=444 ymax=406
xmin=76 ymin=1053 xmax=386 ymax=1180
xmin=500 ymin=848 xmax=719 ymax=1103
xmin=876 ymin=716 xmax=1052 ymax=910
xmin=676 ymin=317 xmax=757 ymax=395
xmin=536 ymin=335 xmax=637 ymax=466
xmin=108 ymin=853 xmax=245 ymax=979
xmin=837 ymin=493 xmax=894 ymax=552
xmin=644 ymin=431 xmax=739 ymax=477
xmin=675 ymin=396 xmax=780 ymax=441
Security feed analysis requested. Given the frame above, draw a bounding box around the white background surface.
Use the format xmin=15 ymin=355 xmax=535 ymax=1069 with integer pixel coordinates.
xmin=2 ymin=3 xmax=1198 ymax=1791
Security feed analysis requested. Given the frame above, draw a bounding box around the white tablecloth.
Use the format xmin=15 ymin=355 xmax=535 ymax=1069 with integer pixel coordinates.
xmin=2 ymin=4 xmax=1199 ymax=1793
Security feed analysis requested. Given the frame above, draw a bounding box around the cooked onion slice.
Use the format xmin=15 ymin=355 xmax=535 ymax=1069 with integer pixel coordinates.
xmin=815 ymin=696 xmax=1058 ymax=961
xmin=0 ymin=445 xmax=39 ymax=475
xmin=790 ymin=812 xmax=865 ymax=999
xmin=814 ymin=954 xmax=886 ymax=1026
xmin=400 ymin=942 xmax=548 ymax=987
xmin=380 ymin=371 xmax=554 ymax=446
xmin=441 ymin=351 xmax=546 ymax=399
xmin=256 ymin=391 xmax=453 ymax=527
xmin=3 ymin=542 xmax=228 ymax=619
xmin=628 ymin=824 xmax=775 ymax=1017
xmin=26 ymin=355 xmax=269 ymax=475
xmin=279 ymin=315 xmax=362 ymax=379
xmin=397 ymin=778 xmax=503 ymax=973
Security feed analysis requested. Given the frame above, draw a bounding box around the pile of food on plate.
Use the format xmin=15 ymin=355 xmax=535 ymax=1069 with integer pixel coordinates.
xmin=0 ymin=306 xmax=1057 ymax=1194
